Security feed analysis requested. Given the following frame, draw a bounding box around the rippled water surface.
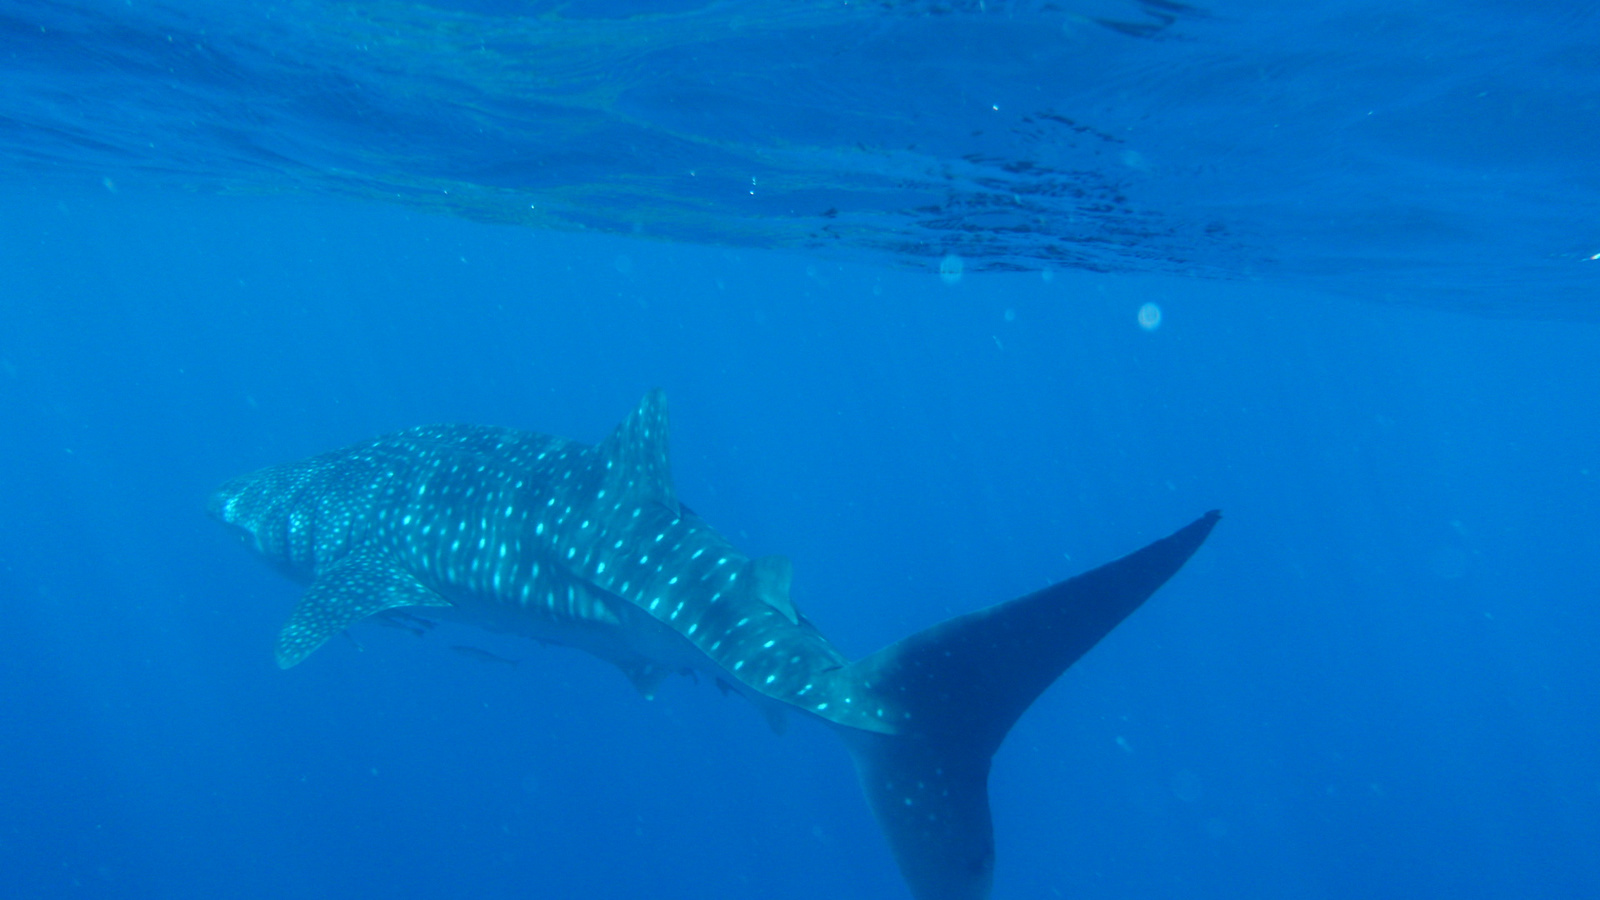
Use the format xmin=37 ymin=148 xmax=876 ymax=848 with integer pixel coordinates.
xmin=6 ymin=1 xmax=1596 ymax=314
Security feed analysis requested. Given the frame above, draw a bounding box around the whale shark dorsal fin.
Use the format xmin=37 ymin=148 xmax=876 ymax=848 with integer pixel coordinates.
xmin=598 ymin=388 xmax=678 ymax=515
xmin=276 ymin=550 xmax=450 ymax=669
xmin=747 ymin=555 xmax=798 ymax=624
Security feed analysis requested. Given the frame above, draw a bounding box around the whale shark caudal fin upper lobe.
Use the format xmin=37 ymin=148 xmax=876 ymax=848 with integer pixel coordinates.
xmin=837 ymin=510 xmax=1221 ymax=900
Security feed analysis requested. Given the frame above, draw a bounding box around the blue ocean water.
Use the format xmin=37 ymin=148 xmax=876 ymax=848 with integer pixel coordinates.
xmin=1 ymin=2 xmax=1596 ymax=899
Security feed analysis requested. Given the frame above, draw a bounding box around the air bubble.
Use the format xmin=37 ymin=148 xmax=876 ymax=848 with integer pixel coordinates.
xmin=938 ymin=254 xmax=964 ymax=285
xmin=1137 ymin=302 xmax=1162 ymax=331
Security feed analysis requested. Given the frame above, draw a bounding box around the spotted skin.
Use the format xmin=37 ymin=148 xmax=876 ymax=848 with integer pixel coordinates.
xmin=210 ymin=390 xmax=884 ymax=730
xmin=210 ymin=390 xmax=1220 ymax=900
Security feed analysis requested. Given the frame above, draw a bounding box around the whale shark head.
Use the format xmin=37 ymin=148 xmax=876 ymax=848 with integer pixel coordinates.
xmin=207 ymin=456 xmax=344 ymax=582
xmin=208 ymin=470 xmax=273 ymax=538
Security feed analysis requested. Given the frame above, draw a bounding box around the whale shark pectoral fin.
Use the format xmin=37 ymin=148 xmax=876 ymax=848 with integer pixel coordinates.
xmin=747 ymin=555 xmax=798 ymax=624
xmin=275 ymin=550 xmax=450 ymax=669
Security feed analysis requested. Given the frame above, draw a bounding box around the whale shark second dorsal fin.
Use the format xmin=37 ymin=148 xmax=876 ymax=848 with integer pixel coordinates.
xmin=598 ymin=389 xmax=679 ymax=516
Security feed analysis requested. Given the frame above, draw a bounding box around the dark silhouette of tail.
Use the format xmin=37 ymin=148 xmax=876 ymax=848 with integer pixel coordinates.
xmin=836 ymin=511 xmax=1221 ymax=900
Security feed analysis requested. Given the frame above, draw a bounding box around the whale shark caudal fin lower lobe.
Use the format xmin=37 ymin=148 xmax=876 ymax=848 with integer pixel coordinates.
xmin=836 ymin=510 xmax=1220 ymax=900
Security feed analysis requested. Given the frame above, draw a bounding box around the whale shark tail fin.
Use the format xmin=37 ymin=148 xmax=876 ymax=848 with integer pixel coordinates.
xmin=839 ymin=511 xmax=1220 ymax=900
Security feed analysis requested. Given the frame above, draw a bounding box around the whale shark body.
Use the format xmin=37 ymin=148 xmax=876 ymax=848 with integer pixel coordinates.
xmin=209 ymin=390 xmax=1218 ymax=900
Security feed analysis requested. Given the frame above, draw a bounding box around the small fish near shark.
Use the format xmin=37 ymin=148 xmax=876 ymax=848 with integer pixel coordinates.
xmin=209 ymin=390 xmax=1219 ymax=900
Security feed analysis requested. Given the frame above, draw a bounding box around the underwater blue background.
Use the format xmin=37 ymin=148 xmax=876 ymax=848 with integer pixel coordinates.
xmin=2 ymin=2 xmax=1598 ymax=899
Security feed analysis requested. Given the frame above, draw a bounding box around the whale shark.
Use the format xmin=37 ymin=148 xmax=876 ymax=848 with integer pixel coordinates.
xmin=209 ymin=390 xmax=1218 ymax=900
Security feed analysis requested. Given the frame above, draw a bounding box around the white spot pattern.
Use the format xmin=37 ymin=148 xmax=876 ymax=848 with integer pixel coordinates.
xmin=208 ymin=391 xmax=874 ymax=729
